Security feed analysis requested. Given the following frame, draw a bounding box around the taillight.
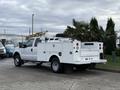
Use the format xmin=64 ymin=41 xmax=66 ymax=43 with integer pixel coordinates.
xmin=75 ymin=43 xmax=79 ymax=53
xmin=99 ymin=44 xmax=102 ymax=49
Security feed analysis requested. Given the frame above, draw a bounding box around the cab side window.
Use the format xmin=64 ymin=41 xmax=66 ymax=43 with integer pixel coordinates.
xmin=34 ymin=38 xmax=41 ymax=47
xmin=26 ymin=39 xmax=34 ymax=47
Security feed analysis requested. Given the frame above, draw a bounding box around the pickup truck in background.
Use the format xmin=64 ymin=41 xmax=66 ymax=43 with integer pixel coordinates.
xmin=13 ymin=37 xmax=107 ymax=73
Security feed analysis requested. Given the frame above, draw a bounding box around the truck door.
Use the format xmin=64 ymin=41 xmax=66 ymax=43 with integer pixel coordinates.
xmin=32 ymin=38 xmax=41 ymax=61
xmin=21 ymin=38 xmax=34 ymax=60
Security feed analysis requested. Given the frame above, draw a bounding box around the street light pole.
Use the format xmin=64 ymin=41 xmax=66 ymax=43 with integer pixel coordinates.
xmin=32 ymin=14 xmax=34 ymax=35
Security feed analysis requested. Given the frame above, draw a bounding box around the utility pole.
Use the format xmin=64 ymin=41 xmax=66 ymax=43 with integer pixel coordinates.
xmin=32 ymin=14 xmax=34 ymax=35
xmin=4 ymin=29 xmax=6 ymax=35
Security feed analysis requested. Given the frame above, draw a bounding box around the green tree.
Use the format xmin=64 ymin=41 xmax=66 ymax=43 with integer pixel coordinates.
xmin=64 ymin=18 xmax=104 ymax=42
xmin=89 ymin=18 xmax=102 ymax=41
xmin=105 ymin=18 xmax=116 ymax=55
xmin=99 ymin=26 xmax=105 ymax=42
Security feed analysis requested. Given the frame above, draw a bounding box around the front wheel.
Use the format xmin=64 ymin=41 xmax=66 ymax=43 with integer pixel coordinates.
xmin=14 ymin=55 xmax=23 ymax=67
xmin=51 ymin=58 xmax=63 ymax=73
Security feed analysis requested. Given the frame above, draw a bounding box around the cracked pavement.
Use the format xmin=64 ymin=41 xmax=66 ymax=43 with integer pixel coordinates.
xmin=0 ymin=58 xmax=120 ymax=90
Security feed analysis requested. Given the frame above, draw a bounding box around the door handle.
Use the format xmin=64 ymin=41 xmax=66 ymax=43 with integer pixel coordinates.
xmin=31 ymin=48 xmax=33 ymax=52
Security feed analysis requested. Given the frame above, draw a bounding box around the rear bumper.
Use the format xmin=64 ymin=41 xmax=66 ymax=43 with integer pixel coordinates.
xmin=67 ymin=59 xmax=107 ymax=65
xmin=91 ymin=59 xmax=107 ymax=64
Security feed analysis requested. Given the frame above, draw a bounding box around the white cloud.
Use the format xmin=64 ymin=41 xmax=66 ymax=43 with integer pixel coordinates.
xmin=0 ymin=0 xmax=18 ymax=5
xmin=0 ymin=0 xmax=120 ymax=35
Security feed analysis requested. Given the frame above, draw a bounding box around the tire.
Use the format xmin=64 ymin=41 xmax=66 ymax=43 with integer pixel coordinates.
xmin=14 ymin=54 xmax=23 ymax=67
xmin=51 ymin=57 xmax=63 ymax=73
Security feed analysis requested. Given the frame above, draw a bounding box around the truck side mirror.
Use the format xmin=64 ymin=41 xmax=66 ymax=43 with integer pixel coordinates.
xmin=45 ymin=37 xmax=48 ymax=42
xmin=19 ymin=43 xmax=23 ymax=48
xmin=23 ymin=44 xmax=27 ymax=48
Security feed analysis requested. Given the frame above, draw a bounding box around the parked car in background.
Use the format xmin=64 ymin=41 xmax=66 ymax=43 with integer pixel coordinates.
xmin=5 ymin=41 xmax=15 ymax=57
xmin=0 ymin=42 xmax=6 ymax=58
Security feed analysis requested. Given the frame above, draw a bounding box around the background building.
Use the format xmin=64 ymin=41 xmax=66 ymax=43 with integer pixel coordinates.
xmin=0 ymin=34 xmax=26 ymax=45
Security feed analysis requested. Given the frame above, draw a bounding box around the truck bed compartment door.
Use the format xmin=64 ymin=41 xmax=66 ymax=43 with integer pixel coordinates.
xmin=37 ymin=43 xmax=46 ymax=61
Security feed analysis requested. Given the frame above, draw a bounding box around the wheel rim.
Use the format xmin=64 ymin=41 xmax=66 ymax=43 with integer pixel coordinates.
xmin=14 ymin=58 xmax=19 ymax=65
xmin=52 ymin=61 xmax=59 ymax=72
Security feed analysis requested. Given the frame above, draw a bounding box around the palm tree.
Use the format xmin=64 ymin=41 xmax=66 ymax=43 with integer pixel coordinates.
xmin=64 ymin=19 xmax=89 ymax=41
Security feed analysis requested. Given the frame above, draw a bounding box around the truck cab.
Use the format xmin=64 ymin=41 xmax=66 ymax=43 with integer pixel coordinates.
xmin=15 ymin=37 xmax=41 ymax=61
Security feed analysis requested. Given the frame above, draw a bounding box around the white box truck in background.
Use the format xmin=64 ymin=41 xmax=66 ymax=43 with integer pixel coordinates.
xmin=13 ymin=37 xmax=107 ymax=73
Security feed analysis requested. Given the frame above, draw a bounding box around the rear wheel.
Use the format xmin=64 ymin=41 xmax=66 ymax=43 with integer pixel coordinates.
xmin=14 ymin=54 xmax=23 ymax=67
xmin=51 ymin=57 xmax=63 ymax=73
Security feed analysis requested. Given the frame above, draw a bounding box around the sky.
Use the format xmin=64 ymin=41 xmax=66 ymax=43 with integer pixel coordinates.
xmin=0 ymin=0 xmax=120 ymax=36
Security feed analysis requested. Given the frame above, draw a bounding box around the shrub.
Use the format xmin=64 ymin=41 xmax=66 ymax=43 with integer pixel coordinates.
xmin=116 ymin=48 xmax=120 ymax=56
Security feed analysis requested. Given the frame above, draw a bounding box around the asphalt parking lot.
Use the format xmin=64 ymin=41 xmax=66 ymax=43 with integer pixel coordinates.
xmin=0 ymin=58 xmax=120 ymax=90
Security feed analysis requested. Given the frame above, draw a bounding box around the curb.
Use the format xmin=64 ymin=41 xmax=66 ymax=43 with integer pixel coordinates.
xmin=95 ymin=68 xmax=120 ymax=73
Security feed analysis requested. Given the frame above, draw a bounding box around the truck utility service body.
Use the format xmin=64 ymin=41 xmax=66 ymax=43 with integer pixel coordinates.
xmin=14 ymin=37 xmax=107 ymax=73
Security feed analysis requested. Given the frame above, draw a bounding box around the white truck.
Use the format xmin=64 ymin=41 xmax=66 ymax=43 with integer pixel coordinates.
xmin=13 ymin=37 xmax=107 ymax=73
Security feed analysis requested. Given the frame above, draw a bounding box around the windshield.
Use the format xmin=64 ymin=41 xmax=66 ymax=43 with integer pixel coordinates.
xmin=25 ymin=39 xmax=34 ymax=47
